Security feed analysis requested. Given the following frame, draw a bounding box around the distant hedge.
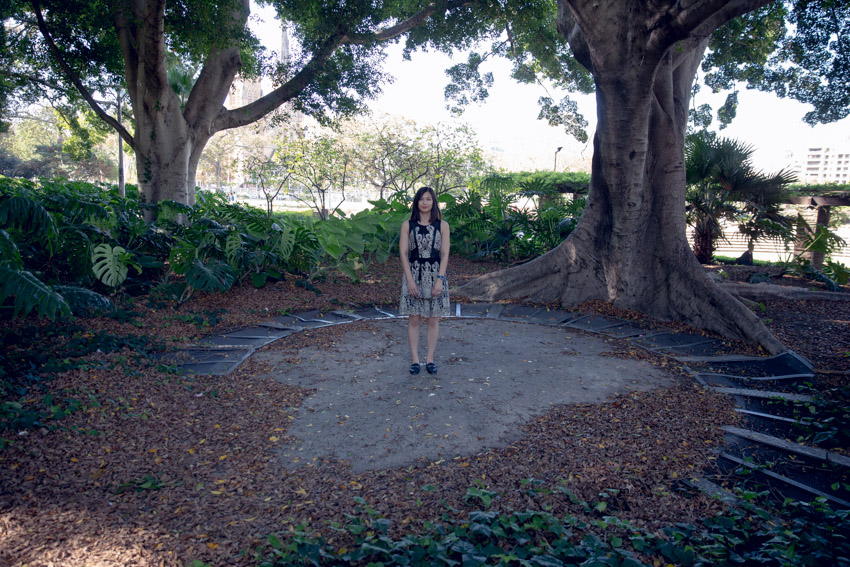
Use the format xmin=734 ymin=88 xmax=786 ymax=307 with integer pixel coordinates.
xmin=788 ymin=182 xmax=850 ymax=195
xmin=475 ymin=171 xmax=591 ymax=195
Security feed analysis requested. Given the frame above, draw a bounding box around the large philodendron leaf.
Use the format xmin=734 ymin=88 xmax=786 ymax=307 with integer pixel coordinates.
xmin=277 ymin=227 xmax=295 ymax=262
xmin=0 ymin=267 xmax=71 ymax=319
xmin=225 ymin=231 xmax=244 ymax=267
xmin=185 ymin=258 xmax=237 ymax=293
xmin=91 ymin=243 xmax=129 ymax=287
xmin=317 ymin=232 xmax=343 ymax=260
xmin=251 ymin=271 xmax=268 ymax=288
xmin=169 ymin=238 xmax=200 ymax=275
xmin=156 ymin=199 xmax=195 ymax=224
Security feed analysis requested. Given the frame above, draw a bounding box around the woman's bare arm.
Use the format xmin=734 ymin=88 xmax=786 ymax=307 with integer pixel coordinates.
xmin=400 ymin=220 xmax=418 ymax=297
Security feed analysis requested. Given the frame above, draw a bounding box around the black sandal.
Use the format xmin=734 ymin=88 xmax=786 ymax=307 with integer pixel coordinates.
xmin=426 ymin=362 xmax=437 ymax=374
xmin=409 ymin=363 xmax=420 ymax=375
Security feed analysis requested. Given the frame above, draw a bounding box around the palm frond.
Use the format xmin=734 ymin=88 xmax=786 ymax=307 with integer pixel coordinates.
xmin=0 ymin=229 xmax=22 ymax=269
xmin=0 ymin=195 xmax=58 ymax=240
xmin=156 ymin=199 xmax=195 ymax=224
xmin=478 ymin=174 xmax=516 ymax=194
xmin=0 ymin=267 xmax=71 ymax=319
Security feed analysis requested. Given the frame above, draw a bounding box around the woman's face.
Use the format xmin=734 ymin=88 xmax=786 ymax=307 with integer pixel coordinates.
xmin=417 ymin=192 xmax=433 ymax=217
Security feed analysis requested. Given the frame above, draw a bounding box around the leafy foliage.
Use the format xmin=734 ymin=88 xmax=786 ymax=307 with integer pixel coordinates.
xmin=441 ymin=172 xmax=586 ymax=261
xmin=53 ymin=285 xmax=114 ymax=317
xmin=91 ymin=244 xmax=135 ymax=287
xmin=185 ymin=258 xmax=238 ymax=294
xmin=706 ymin=1 xmax=850 ymax=126
xmin=0 ymin=267 xmax=71 ymax=319
xmin=788 ymin=182 xmax=850 ymax=196
xmin=685 ymin=133 xmax=796 ymax=264
xmin=258 ymin=487 xmax=850 ymax=567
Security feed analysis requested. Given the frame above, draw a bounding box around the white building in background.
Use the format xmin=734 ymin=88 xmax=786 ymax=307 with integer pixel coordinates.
xmin=793 ymin=146 xmax=850 ymax=184
xmin=279 ymin=23 xmax=305 ymax=131
xmin=227 ymin=76 xmax=263 ymax=109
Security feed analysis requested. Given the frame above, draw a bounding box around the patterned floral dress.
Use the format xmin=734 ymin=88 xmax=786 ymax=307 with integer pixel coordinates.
xmin=400 ymin=220 xmax=450 ymax=318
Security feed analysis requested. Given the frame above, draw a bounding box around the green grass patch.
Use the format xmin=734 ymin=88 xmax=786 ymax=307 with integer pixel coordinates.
xmin=712 ymin=255 xmax=779 ymax=267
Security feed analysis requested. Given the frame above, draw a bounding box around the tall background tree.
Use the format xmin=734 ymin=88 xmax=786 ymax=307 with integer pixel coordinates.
xmin=455 ymin=0 xmax=849 ymax=352
xmin=349 ymin=116 xmax=489 ymax=200
xmin=352 ymin=116 xmax=428 ymax=200
xmin=3 ymin=0 xmax=479 ymax=217
xmin=286 ymin=132 xmax=352 ymax=220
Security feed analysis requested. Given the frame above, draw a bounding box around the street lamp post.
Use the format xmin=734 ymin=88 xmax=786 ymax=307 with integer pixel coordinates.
xmin=554 ymin=146 xmax=563 ymax=171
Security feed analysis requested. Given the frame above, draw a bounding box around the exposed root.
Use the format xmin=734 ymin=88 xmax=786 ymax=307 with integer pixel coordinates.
xmin=455 ymin=246 xmax=570 ymax=303
xmin=456 ymin=238 xmax=786 ymax=355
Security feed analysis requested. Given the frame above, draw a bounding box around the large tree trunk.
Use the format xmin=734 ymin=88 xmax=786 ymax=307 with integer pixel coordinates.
xmin=134 ymin=99 xmax=192 ymax=214
xmin=458 ymin=0 xmax=783 ymax=353
xmin=110 ymin=0 xmax=246 ymax=215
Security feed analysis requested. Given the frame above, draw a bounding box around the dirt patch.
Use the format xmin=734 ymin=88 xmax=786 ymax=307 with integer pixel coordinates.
xmin=250 ymin=319 xmax=680 ymax=472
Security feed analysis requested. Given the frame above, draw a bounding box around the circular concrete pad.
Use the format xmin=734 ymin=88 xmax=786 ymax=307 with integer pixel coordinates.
xmin=251 ymin=318 xmax=678 ymax=472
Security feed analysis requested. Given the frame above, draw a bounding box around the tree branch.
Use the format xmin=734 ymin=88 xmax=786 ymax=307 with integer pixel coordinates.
xmin=557 ymin=2 xmax=591 ymax=71
xmin=184 ymin=47 xmax=243 ymax=131
xmin=342 ymin=0 xmax=472 ymax=45
xmin=136 ymin=0 xmax=170 ymax=93
xmin=184 ymin=0 xmax=249 ymax=132
xmin=213 ymin=32 xmax=346 ymax=131
xmin=214 ymin=0 xmax=476 ymax=132
xmin=0 ymin=70 xmax=70 ymax=94
xmin=664 ymin=0 xmax=776 ymax=51
xmin=111 ymin=0 xmax=140 ymax=115
xmin=31 ymin=0 xmax=135 ymax=149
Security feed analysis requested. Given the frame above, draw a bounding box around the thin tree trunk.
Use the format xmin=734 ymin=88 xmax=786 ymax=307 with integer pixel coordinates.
xmin=693 ymin=222 xmax=716 ymax=264
xmin=117 ymin=94 xmax=125 ymax=198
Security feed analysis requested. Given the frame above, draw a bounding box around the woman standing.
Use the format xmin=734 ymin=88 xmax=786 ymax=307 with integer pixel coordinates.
xmin=400 ymin=186 xmax=451 ymax=375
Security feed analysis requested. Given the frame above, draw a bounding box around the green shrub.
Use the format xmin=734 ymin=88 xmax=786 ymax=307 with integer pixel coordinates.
xmin=257 ymin=488 xmax=850 ymax=567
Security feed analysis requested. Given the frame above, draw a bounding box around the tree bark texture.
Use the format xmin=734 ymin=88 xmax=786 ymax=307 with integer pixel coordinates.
xmin=109 ymin=0 xmax=248 ymax=215
xmin=692 ymin=220 xmax=717 ymax=264
xmin=458 ymin=0 xmax=784 ymax=353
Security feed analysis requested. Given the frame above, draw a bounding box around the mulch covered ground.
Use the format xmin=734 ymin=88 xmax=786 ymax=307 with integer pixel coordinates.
xmin=1 ymin=258 xmax=847 ymax=566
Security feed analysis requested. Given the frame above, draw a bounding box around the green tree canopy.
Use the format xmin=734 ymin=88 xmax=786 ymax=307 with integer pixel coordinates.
xmin=3 ymin=1 xmax=847 ymax=185
xmin=1 ymin=0 xmax=487 ymax=211
xmin=402 ymin=1 xmax=850 ymax=137
xmin=704 ymin=0 xmax=850 ymax=126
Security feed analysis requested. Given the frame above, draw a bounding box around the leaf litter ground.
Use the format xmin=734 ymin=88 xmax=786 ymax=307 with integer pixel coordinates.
xmin=1 ymin=258 xmax=848 ymax=566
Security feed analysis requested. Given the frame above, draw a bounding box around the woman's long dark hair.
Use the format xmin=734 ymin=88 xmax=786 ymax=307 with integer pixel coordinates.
xmin=409 ymin=186 xmax=441 ymax=224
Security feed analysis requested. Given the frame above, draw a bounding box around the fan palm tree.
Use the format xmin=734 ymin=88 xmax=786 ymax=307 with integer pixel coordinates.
xmin=685 ymin=134 xmax=796 ymax=264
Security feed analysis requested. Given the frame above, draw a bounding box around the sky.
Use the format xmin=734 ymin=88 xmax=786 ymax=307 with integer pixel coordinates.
xmin=249 ymin=5 xmax=850 ymax=174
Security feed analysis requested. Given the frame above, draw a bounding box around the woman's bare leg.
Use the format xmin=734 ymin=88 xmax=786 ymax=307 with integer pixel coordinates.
xmin=425 ymin=316 xmax=440 ymax=364
xmin=408 ymin=315 xmax=421 ymax=364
